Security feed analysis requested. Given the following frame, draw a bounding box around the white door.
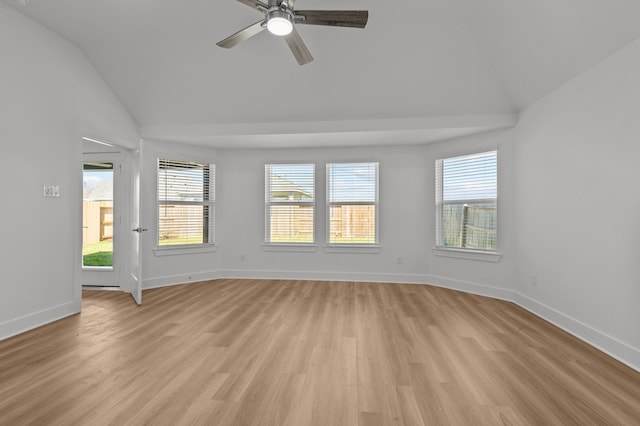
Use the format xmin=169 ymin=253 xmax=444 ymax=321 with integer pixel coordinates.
xmin=82 ymin=154 xmax=121 ymax=288
xmin=129 ymin=142 xmax=144 ymax=304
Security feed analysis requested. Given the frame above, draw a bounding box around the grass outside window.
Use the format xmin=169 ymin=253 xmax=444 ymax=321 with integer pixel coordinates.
xmin=83 ymin=240 xmax=113 ymax=267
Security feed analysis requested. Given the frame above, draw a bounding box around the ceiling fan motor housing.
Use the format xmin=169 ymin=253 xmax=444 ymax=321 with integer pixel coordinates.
xmin=266 ymin=9 xmax=294 ymax=36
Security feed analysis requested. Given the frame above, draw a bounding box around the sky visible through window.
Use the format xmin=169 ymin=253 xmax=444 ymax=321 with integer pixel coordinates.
xmin=328 ymin=163 xmax=377 ymax=202
xmin=83 ymin=171 xmax=110 ymax=190
xmin=442 ymin=151 xmax=497 ymax=201
xmin=270 ymin=163 xmax=377 ymax=202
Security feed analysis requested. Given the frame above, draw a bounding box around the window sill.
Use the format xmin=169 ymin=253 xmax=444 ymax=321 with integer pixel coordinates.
xmin=433 ymin=247 xmax=501 ymax=262
xmin=153 ymin=244 xmax=217 ymax=257
xmin=263 ymin=244 xmax=318 ymax=253
xmin=324 ymin=244 xmax=381 ymax=254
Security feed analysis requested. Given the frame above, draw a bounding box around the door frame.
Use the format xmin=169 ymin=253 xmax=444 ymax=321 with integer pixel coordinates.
xmin=74 ymin=130 xmax=142 ymax=306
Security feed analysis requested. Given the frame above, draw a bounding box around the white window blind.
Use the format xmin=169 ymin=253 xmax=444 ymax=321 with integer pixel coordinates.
xmin=327 ymin=162 xmax=379 ymax=245
xmin=265 ymin=164 xmax=315 ymax=244
xmin=158 ymin=159 xmax=215 ymax=246
xmin=435 ymin=150 xmax=497 ymax=251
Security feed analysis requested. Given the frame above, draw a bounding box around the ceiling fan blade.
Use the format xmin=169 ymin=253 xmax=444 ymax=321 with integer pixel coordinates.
xmin=284 ymin=27 xmax=313 ymax=65
xmin=294 ymin=10 xmax=368 ymax=28
xmin=217 ymin=20 xmax=266 ymax=49
xmin=236 ymin=0 xmax=268 ymax=12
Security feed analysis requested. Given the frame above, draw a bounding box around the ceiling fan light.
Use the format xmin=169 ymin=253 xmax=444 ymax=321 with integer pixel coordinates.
xmin=267 ymin=11 xmax=293 ymax=36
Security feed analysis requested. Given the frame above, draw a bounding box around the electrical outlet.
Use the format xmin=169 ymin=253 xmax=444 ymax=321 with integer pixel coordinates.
xmin=530 ymin=274 xmax=538 ymax=287
xmin=397 ymin=257 xmax=403 ymax=265
xmin=240 ymin=254 xmax=246 ymax=262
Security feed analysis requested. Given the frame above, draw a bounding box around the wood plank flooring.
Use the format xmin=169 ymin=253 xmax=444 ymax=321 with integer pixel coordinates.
xmin=1 ymin=279 xmax=639 ymax=425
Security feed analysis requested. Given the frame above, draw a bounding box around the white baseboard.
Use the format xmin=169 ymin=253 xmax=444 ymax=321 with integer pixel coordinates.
xmin=220 ymin=268 xmax=428 ymax=284
xmin=422 ymin=273 xmax=515 ymax=302
xmin=143 ymin=269 xmax=429 ymax=290
xmin=144 ymin=269 xmax=513 ymax=300
xmin=140 ymin=269 xmax=640 ymax=373
xmin=142 ymin=270 xmax=224 ymax=290
xmin=0 ymin=300 xmax=79 ymax=342
xmin=514 ymin=292 xmax=640 ymax=372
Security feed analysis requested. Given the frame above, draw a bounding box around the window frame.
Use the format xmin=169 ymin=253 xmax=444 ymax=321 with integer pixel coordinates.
xmin=434 ymin=149 xmax=500 ymax=261
xmin=264 ymin=163 xmax=316 ymax=247
xmin=155 ymin=158 xmax=216 ymax=253
xmin=325 ymin=162 xmax=380 ymax=248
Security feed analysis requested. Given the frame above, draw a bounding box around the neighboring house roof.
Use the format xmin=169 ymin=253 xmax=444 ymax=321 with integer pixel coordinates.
xmin=271 ymin=175 xmax=313 ymax=200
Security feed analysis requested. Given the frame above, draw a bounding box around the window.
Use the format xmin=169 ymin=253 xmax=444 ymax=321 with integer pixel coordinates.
xmin=327 ymin=162 xmax=379 ymax=245
xmin=158 ymin=159 xmax=215 ymax=246
xmin=435 ymin=150 xmax=497 ymax=251
xmin=265 ymin=164 xmax=315 ymax=244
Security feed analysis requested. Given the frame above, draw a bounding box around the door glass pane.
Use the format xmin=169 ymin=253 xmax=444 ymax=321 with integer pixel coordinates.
xmin=83 ymin=163 xmax=114 ymax=267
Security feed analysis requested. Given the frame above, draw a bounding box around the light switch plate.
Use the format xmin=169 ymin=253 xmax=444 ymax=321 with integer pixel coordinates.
xmin=43 ymin=185 xmax=60 ymax=198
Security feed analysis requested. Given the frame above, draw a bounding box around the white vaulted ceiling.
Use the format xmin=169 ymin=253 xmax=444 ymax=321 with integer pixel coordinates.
xmin=6 ymin=0 xmax=640 ymax=147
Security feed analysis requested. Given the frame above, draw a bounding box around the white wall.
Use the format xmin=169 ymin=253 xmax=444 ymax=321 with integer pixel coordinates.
xmin=0 ymin=4 xmax=517 ymax=341
xmin=211 ymin=130 xmax=516 ymax=299
xmin=426 ymin=131 xmax=516 ymax=297
xmin=218 ymin=145 xmax=431 ymax=282
xmin=0 ymin=4 xmax=138 ymax=339
xmin=514 ymin=38 xmax=640 ymax=369
xmin=141 ymin=140 xmax=223 ymax=288
xmin=2 ymin=0 xmax=638 ymax=375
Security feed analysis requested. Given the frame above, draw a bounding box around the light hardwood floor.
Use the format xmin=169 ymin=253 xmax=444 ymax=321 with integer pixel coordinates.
xmin=1 ymin=279 xmax=639 ymax=425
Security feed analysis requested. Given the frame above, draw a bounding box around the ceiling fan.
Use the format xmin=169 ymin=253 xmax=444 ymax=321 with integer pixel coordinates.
xmin=217 ymin=0 xmax=368 ymax=66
